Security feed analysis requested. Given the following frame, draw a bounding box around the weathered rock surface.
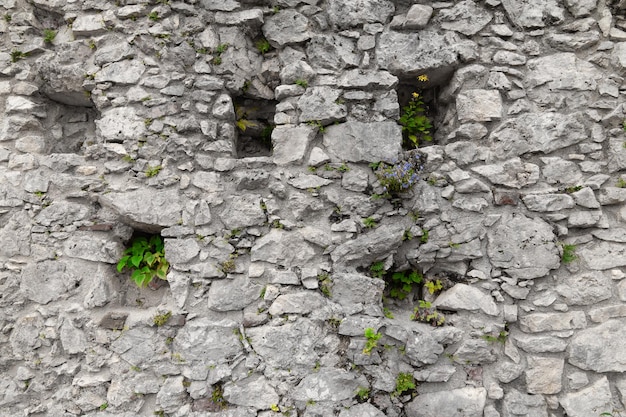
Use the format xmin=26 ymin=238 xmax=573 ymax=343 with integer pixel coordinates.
xmin=323 ymin=121 xmax=402 ymax=163
xmin=568 ymin=320 xmax=626 ymax=372
xmin=406 ymin=387 xmax=486 ymax=417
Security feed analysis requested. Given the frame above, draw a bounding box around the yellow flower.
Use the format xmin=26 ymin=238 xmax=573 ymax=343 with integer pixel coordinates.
xmin=418 ymin=74 xmax=429 ymax=82
xmin=412 ymin=92 xmax=419 ymax=98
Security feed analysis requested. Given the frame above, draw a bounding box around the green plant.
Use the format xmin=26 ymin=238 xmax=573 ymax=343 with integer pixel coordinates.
xmin=374 ymin=153 xmax=424 ymax=196
xmin=145 ymin=165 xmax=162 ymax=177
xmin=388 ymin=270 xmax=423 ymax=300
xmin=295 ymin=79 xmax=308 ymax=88
xmin=383 ymin=307 xmax=394 ymax=319
xmin=369 ymin=261 xmax=386 ymax=278
xmin=215 ymin=43 xmax=229 ymax=54
xmin=148 ymin=11 xmax=159 ymax=21
xmin=393 ymin=373 xmax=415 ymax=396
xmin=212 ymin=56 xmax=222 ymax=65
xmin=117 ymin=235 xmax=169 ymax=287
xmin=362 ymin=327 xmax=382 ymax=355
xmin=99 ymin=402 xmax=108 ymax=411
xmin=153 ymin=311 xmax=172 ymax=327
xmin=362 ymin=217 xmax=377 ymax=229
xmin=306 ymin=120 xmax=324 ymax=132
xmin=221 ymin=258 xmax=236 ymax=273
xmin=424 ymin=279 xmax=443 ymax=295
xmin=399 ymin=90 xmax=432 ymax=148
xmin=318 ymin=273 xmax=332 ymax=297
xmin=561 ymin=243 xmax=578 ymax=264
xmin=154 ymin=411 xmax=165 ymax=417
xmin=565 ymin=185 xmax=583 ymax=193
xmin=272 ymin=5 xmax=280 ymax=13
xmin=4 ymin=14 xmax=11 ymax=22
xmin=255 ymin=38 xmax=271 ymax=54
xmin=355 ymin=387 xmax=370 ymax=401
xmin=10 ymin=50 xmax=27 ymax=63
xmin=411 ymin=300 xmax=445 ymax=326
xmin=211 ymin=384 xmax=227 ymax=409
xmin=43 ymin=29 xmax=56 ymax=43
xmin=270 ymin=404 xmax=280 ymax=412
xmin=481 ymin=330 xmax=508 ymax=344
xmin=271 ymin=219 xmax=284 ymax=229
xmin=403 ymin=229 xmax=413 ymax=241
xmin=337 ymin=163 xmax=349 ymax=173
xmin=235 ymin=105 xmax=260 ymax=132
xmin=617 ymin=178 xmax=626 ymax=188
xmin=327 ymin=317 xmax=342 ymax=328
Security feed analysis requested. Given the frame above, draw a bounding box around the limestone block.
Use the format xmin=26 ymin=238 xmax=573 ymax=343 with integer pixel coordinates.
xmin=292 ymin=368 xmax=368 ymax=402
xmin=500 ymin=0 xmax=564 ymax=28
xmin=514 ymin=335 xmax=568 ymax=353
xmin=323 ymin=121 xmax=402 ymax=163
xmin=568 ymin=320 xmax=626 ymax=372
xmin=268 ymin=292 xmax=327 ymax=316
xmin=502 ymin=389 xmax=548 ymax=417
xmin=223 ymin=375 xmax=279 ymax=409
xmin=578 ymin=241 xmax=626 ymax=269
xmin=519 ymin=311 xmax=587 ymax=333
xmin=406 ymin=387 xmax=486 ymax=417
xmin=95 ymin=107 xmax=146 ymax=142
xmin=72 ymin=14 xmax=107 ymax=36
xmin=298 ymin=86 xmax=347 ymax=124
xmin=262 ymin=10 xmax=310 ymax=47
xmin=457 ymin=90 xmax=502 ymax=122
xmin=404 ymin=5 xmax=433 ymax=29
xmin=525 ymin=356 xmax=563 ymax=394
xmin=560 ymin=377 xmax=612 ymax=417
xmin=438 ymin=0 xmax=493 ymax=36
xmin=20 ymin=261 xmax=78 ymax=305
xmin=95 ymin=60 xmax=145 ymax=84
xmin=565 ymin=0 xmax=597 ymax=17
xmin=306 ymin=34 xmax=359 ymax=71
xmin=207 ymin=275 xmax=262 ymax=312
xmin=327 ymin=0 xmax=395 ymax=29
xmin=522 ymin=194 xmax=575 ymax=212
xmin=433 ymin=283 xmax=498 ymax=316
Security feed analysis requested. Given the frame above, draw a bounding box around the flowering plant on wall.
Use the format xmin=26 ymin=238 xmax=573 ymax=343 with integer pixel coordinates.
xmin=373 ymin=152 xmax=424 ymax=196
xmin=399 ymin=75 xmax=432 ymax=148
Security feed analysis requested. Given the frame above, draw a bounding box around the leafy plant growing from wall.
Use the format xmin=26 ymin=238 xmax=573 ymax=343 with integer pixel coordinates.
xmin=117 ymin=235 xmax=169 ymax=287
xmin=399 ymin=75 xmax=432 ymax=148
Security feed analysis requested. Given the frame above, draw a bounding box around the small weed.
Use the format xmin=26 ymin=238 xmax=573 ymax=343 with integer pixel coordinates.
xmin=99 ymin=402 xmax=108 ymax=411
xmin=411 ymin=300 xmax=445 ymax=326
xmin=130 ymin=365 xmax=141 ymax=372
xmin=165 ymin=337 xmax=174 ymax=345
xmin=154 ymin=411 xmax=165 ymax=417
xmin=481 ymin=330 xmax=508 ymax=344
xmin=148 ymin=11 xmax=159 ymax=21
xmin=117 ymin=235 xmax=169 ymax=287
xmin=369 ymin=261 xmax=386 ymax=279
xmin=211 ymin=56 xmax=222 ymax=65
xmin=260 ymin=285 xmax=266 ymax=299
xmin=448 ymin=242 xmax=461 ymax=249
xmin=383 ymin=307 xmax=394 ymax=319
xmin=221 ymin=258 xmax=236 ymax=273
xmin=145 ymin=165 xmax=162 ymax=177
xmin=400 ymin=82 xmax=432 ymax=148
xmin=313 ymin=361 xmax=320 ymax=371
xmin=255 ymin=38 xmax=271 ymax=54
xmin=306 ymin=399 xmax=316 ymax=406
xmin=362 ymin=217 xmax=377 ymax=229
xmin=355 ymin=387 xmax=370 ymax=401
xmin=153 ymin=311 xmax=172 ymax=327
xmin=211 ymin=384 xmax=227 ymax=410
xmin=403 ymin=229 xmax=413 ymax=241
xmin=307 ymin=166 xmax=317 ymax=172
xmin=374 ymin=153 xmax=424 ymax=196
xmin=270 ymin=404 xmax=280 ymax=412
xmin=617 ymin=178 xmax=626 ymax=188
xmin=306 ymin=120 xmax=325 ymax=132
xmin=393 ymin=372 xmax=415 ymax=396
xmin=196 ymin=47 xmax=208 ymax=54
xmin=337 ymin=163 xmax=350 ymax=173
xmin=318 ymin=273 xmax=332 ymax=297
xmin=88 ymin=39 xmax=96 ymax=49
xmin=271 ymin=219 xmax=284 ymax=229
xmin=43 ymin=29 xmax=57 ymax=43
xmin=565 ymin=185 xmax=583 ymax=193
xmin=272 ymin=5 xmax=280 ymax=13
xmin=295 ymin=79 xmax=308 ymax=88
xmin=362 ymin=327 xmax=382 ymax=355
xmin=10 ymin=50 xmax=27 ymax=63
xmin=424 ymin=279 xmax=443 ymax=295
xmin=3 ymin=14 xmax=11 ymax=22
xmin=561 ymin=243 xmax=578 ymax=264
xmin=327 ymin=317 xmax=342 ymax=328
xmin=215 ymin=43 xmax=229 ymax=54
xmin=389 ymin=270 xmax=423 ymax=300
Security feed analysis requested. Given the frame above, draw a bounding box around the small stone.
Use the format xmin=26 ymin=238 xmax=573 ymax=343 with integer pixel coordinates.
xmin=457 ymin=90 xmax=502 ymax=122
xmin=406 ymin=387 xmax=487 ymax=417
xmin=559 ymin=376 xmax=612 ymax=417
xmin=525 ymin=356 xmax=563 ymax=394
xmin=404 ymin=5 xmax=433 ymax=29
xmin=519 ymin=311 xmax=586 ymax=333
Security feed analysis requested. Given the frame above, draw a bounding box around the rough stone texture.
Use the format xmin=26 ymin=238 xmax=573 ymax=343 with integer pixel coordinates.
xmin=456 ymin=89 xmax=502 ymax=122
xmin=327 ymin=0 xmax=395 ymax=29
xmin=555 ymin=271 xmax=612 ymax=305
xmin=223 ymin=374 xmax=279 ymax=409
xmin=406 ymin=387 xmax=486 ymax=417
xmin=520 ymin=311 xmax=587 ymax=333
xmin=291 ymin=368 xmax=368 ymax=402
xmin=525 ymin=356 xmax=564 ymax=394
xmin=568 ymin=320 xmax=626 ymax=372
xmin=323 ymin=121 xmax=402 ymax=163
xmin=559 ymin=376 xmax=612 ymax=417
xmin=433 ymin=284 xmax=498 ymax=316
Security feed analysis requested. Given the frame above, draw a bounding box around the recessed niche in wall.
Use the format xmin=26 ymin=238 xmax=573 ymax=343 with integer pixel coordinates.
xmin=396 ymin=71 xmax=454 ymax=149
xmin=233 ymin=97 xmax=277 ymax=158
xmin=117 ymin=229 xmax=169 ymax=290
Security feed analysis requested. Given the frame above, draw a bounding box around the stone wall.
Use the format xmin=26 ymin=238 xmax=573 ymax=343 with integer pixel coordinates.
xmin=1 ymin=0 xmax=626 ymax=416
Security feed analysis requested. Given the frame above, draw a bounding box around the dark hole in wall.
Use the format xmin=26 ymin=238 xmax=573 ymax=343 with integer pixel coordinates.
xmin=233 ymin=97 xmax=277 ymax=158
xmin=43 ymin=99 xmax=98 ymax=154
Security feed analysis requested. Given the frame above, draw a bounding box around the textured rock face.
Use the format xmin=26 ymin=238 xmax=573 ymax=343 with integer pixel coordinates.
xmin=2 ymin=0 xmax=626 ymax=415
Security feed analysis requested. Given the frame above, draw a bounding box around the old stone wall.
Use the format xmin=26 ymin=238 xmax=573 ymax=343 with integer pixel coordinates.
xmin=1 ymin=0 xmax=626 ymax=416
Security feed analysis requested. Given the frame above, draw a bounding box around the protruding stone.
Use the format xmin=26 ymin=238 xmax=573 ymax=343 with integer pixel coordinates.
xmin=525 ymin=356 xmax=563 ymax=394
xmin=559 ymin=377 xmax=612 ymax=417
xmin=323 ymin=121 xmax=402 ymax=163
xmin=568 ymin=320 xmax=626 ymax=372
xmin=433 ymin=284 xmax=498 ymax=316
xmin=406 ymin=387 xmax=487 ymax=417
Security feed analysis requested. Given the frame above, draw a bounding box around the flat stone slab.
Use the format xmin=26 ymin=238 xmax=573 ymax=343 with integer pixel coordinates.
xmin=291 ymin=368 xmax=368 ymax=402
xmin=568 ymin=320 xmax=626 ymax=372
xmin=519 ymin=311 xmax=587 ymax=333
xmin=323 ymin=121 xmax=402 ymax=163
xmin=559 ymin=377 xmax=612 ymax=417
xmin=99 ymin=188 xmax=184 ymax=229
xmin=578 ymin=241 xmax=626 ymax=270
xmin=406 ymin=387 xmax=486 ymax=417
xmin=433 ymin=283 xmax=498 ymax=316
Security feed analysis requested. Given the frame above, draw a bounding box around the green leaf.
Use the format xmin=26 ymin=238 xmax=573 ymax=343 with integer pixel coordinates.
xmin=117 ymin=256 xmax=130 ymax=272
xmin=144 ymin=252 xmax=155 ymax=266
xmin=131 ymin=254 xmax=142 ymax=268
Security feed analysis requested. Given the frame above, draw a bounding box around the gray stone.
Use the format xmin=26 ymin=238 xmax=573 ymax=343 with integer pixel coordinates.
xmin=323 ymin=121 xmax=401 ymax=163
xmin=545 ymin=32 xmax=600 ymax=51
xmin=589 ymin=305 xmax=626 ymax=323
xmin=110 ymin=327 xmax=157 ymax=367
xmin=99 ymin=188 xmax=184 ymax=229
xmin=164 ymin=238 xmax=200 ymax=264
xmin=492 ymin=51 xmax=527 ymax=66
xmin=454 ymin=339 xmax=496 ymax=364
xmin=298 ymin=87 xmax=347 ymax=124
xmin=9 ymin=313 xmax=44 ymax=359
xmin=339 ymin=403 xmax=385 ymax=417
xmin=262 ymin=10 xmax=310 ymax=47
xmin=94 ymin=41 xmax=135 ymax=66
xmin=471 ymin=158 xmax=539 ymax=188
xmin=219 ymin=195 xmax=266 ymax=229
xmin=514 ymin=335 xmax=568 ymax=353
xmin=404 ymin=5 xmax=433 ymax=30
xmin=327 ymin=0 xmax=395 ymax=29
xmin=342 ymin=168 xmax=369 ymax=192
xmin=21 ymin=261 xmax=78 ymax=305
xmin=215 ymin=9 xmax=264 ymax=26
xmin=331 ymin=273 xmax=385 ymax=311
xmin=95 ymin=60 xmax=145 ymax=85
xmin=331 ymin=223 xmax=405 ymax=268
xmin=292 ymin=368 xmax=368 ymax=402
xmin=572 ymin=187 xmax=600 ymax=208
xmin=223 ymin=374 xmax=279 ymax=410
xmin=60 ymin=319 xmax=88 ymax=355
xmin=337 ymin=70 xmax=398 ymax=89
xmin=525 ymin=356 xmax=563 ymax=394
xmin=555 ymin=271 xmax=612 ymax=305
xmin=413 ymin=365 xmax=456 ymax=382
xmin=72 ymin=14 xmax=107 ymax=36
xmin=501 ymin=0 xmax=564 ymax=28
xmin=405 ymin=328 xmax=444 ymax=366
xmin=540 ymin=157 xmax=583 ymax=185
xmin=287 ymin=174 xmax=333 ymax=190
xmin=272 ymin=125 xmax=316 ymax=165
xmin=496 ymin=361 xmax=524 ymax=383
xmin=96 ymin=107 xmax=146 ymax=142
xmin=406 ymin=387 xmax=486 ymax=417
xmin=268 ymin=292 xmax=327 ymax=316
xmin=500 ymin=283 xmax=530 ymax=300
xmin=568 ymin=320 xmax=626 ymax=372
xmin=208 ymin=275 xmax=261 ymax=312
xmin=502 ymin=389 xmax=547 ymax=417
xmin=608 ymin=137 xmax=626 ymax=173
xmin=306 ymin=35 xmax=359 ymax=71
xmin=559 ymin=377 xmax=612 ymax=417
xmin=438 ymin=0 xmax=493 ymax=36
xmin=578 ymin=241 xmax=626 ymax=270
xmin=487 ymin=214 xmax=560 ymax=279
xmin=519 ymin=311 xmax=587 ymax=333
xmin=433 ymin=284 xmax=498 ymax=316
xmin=598 ymin=187 xmax=626 ymax=205
xmin=35 ymin=201 xmax=90 ymax=226
xmin=489 ymin=113 xmax=588 ymax=160
xmin=376 ymin=29 xmax=470 ymax=75
xmin=527 ymin=53 xmax=601 ymax=91
xmin=174 ymin=318 xmax=241 ymax=364
xmin=564 ymin=0 xmax=597 ymax=17
xmin=251 ymin=229 xmax=316 ymax=268
xmin=156 ymin=376 xmax=187 ymax=414
xmin=522 ymin=194 xmax=575 ymax=212
xmin=247 ymin=318 xmax=322 ymax=370
xmin=63 ymin=233 xmax=123 ymax=264
xmin=567 ymin=210 xmax=602 ymax=228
